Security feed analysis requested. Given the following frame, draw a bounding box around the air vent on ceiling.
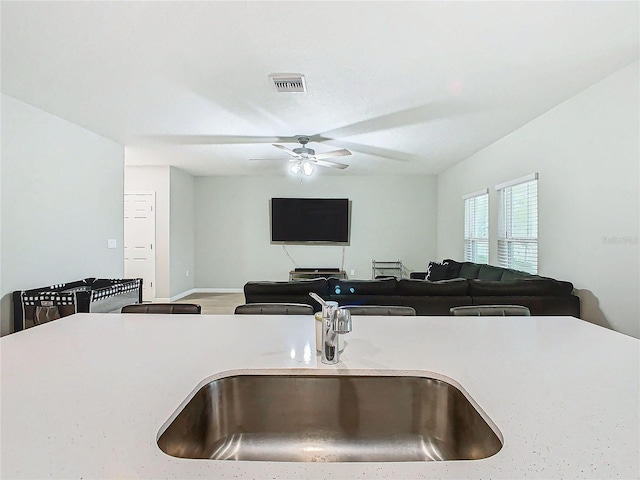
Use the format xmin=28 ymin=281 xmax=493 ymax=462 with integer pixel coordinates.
xmin=269 ymin=73 xmax=307 ymax=93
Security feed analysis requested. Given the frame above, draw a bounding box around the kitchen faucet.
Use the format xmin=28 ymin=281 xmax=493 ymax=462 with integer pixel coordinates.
xmin=309 ymin=293 xmax=352 ymax=364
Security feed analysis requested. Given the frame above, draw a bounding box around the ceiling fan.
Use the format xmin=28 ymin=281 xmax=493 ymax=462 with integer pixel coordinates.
xmin=251 ymin=136 xmax=351 ymax=175
xmin=138 ymin=102 xmax=471 ymax=169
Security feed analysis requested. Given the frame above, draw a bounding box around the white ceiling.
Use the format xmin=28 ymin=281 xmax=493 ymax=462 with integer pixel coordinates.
xmin=2 ymin=1 xmax=638 ymax=177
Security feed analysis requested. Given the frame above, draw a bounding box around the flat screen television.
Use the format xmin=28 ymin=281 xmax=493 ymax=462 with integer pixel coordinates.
xmin=270 ymin=198 xmax=350 ymax=244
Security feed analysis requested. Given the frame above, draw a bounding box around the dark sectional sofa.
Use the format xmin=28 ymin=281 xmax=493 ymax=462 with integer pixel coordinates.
xmin=243 ymin=260 xmax=581 ymax=317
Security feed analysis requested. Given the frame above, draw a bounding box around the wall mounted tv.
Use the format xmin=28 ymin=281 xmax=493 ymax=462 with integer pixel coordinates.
xmin=270 ymin=198 xmax=350 ymax=244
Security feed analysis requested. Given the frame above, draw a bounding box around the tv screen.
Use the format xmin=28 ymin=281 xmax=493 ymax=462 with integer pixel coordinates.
xmin=271 ymin=198 xmax=350 ymax=244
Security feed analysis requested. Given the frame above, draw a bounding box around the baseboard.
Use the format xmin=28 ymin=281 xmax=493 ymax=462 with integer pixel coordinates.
xmin=169 ymin=288 xmax=198 ymax=302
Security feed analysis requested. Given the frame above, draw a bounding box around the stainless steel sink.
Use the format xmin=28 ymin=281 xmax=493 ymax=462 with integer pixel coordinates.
xmin=157 ymin=373 xmax=502 ymax=462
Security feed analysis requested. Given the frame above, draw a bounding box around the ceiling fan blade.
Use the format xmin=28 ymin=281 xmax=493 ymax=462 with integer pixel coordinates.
xmin=272 ymin=144 xmax=301 ymax=157
xmin=315 ymin=137 xmax=414 ymax=162
xmin=248 ymin=157 xmax=295 ymax=162
xmin=319 ymin=101 xmax=478 ymax=139
xmin=313 ymin=149 xmax=352 ymax=160
xmin=135 ymin=135 xmax=299 ymax=145
xmin=313 ymin=159 xmax=349 ymax=169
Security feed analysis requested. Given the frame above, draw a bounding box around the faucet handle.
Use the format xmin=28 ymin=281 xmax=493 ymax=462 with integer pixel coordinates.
xmin=332 ymin=308 xmax=352 ymax=334
xmin=322 ymin=300 xmax=339 ymax=320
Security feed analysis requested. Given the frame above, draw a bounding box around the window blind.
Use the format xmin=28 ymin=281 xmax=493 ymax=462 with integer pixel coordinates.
xmin=464 ymin=190 xmax=489 ymax=264
xmin=497 ymin=175 xmax=538 ymax=274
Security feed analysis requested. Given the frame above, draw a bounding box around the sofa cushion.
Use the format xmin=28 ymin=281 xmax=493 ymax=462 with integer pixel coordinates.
xmin=539 ymin=278 xmax=574 ymax=295
xmin=401 ymin=296 xmax=473 ymax=315
xmin=329 ymin=294 xmax=401 ymax=307
xmin=468 ymin=279 xmax=573 ymax=296
xmin=500 ymin=269 xmax=533 ymax=281
xmin=426 ymin=261 xmax=451 ymax=281
xmin=397 ymin=278 xmax=469 ymax=296
xmin=459 ymin=262 xmax=482 ymax=278
xmin=328 ymin=277 xmax=397 ymax=295
xmin=244 ymin=278 xmax=329 ymax=296
xmin=477 ymin=264 xmax=505 ymax=281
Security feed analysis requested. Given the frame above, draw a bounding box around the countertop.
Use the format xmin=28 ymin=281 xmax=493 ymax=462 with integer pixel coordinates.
xmin=1 ymin=313 xmax=638 ymax=479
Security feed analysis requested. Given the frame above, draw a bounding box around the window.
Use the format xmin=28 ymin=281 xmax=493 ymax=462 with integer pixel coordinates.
xmin=496 ymin=173 xmax=538 ymax=274
xmin=463 ymin=189 xmax=489 ymax=264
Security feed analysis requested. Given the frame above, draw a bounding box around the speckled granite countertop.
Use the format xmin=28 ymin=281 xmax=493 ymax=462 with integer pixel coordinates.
xmin=1 ymin=313 xmax=638 ymax=479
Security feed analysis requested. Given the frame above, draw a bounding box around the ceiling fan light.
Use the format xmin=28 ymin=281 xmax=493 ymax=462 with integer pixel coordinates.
xmin=290 ymin=162 xmax=302 ymax=174
xmin=302 ymin=162 xmax=314 ymax=176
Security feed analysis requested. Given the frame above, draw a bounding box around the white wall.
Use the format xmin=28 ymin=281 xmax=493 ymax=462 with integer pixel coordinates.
xmin=124 ymin=165 xmax=170 ymax=299
xmin=169 ymin=166 xmax=195 ymax=298
xmin=195 ymin=175 xmax=437 ymax=288
xmin=437 ymin=62 xmax=640 ymax=338
xmin=1 ymin=95 xmax=125 ymax=336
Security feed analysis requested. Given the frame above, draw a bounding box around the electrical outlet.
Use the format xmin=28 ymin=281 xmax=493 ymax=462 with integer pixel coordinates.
xmin=350 ymin=269 xmax=355 ymax=276
xmin=185 ymin=270 xmax=189 ymax=277
xmin=107 ymin=239 xmax=117 ymax=249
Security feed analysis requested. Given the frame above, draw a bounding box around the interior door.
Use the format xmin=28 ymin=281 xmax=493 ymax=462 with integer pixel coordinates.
xmin=124 ymin=193 xmax=156 ymax=301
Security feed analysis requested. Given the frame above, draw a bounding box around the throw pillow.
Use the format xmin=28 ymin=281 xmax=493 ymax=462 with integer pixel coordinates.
xmin=426 ymin=261 xmax=451 ymax=281
xmin=442 ymin=259 xmax=463 ymax=278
